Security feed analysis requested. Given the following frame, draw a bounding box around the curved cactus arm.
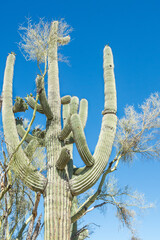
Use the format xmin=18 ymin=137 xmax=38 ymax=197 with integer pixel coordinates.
xmin=62 ymin=101 xmax=70 ymax=124
xmin=16 ymin=119 xmax=35 ymax=143
xmin=25 ymin=95 xmax=44 ymax=114
xmin=36 ymin=75 xmax=53 ymax=120
xmin=71 ymin=167 xmax=110 ymax=223
xmin=16 ymin=121 xmax=45 ymax=146
xmin=13 ymin=97 xmax=28 ymax=113
xmin=71 ymin=114 xmax=95 ymax=167
xmin=70 ymin=46 xmax=117 ymax=196
xmin=62 ymin=100 xmax=75 ymax=145
xmin=24 ymin=139 xmax=39 ymax=159
xmin=70 ymin=96 xmax=79 ymax=115
xmin=73 ymin=166 xmax=86 ymax=176
xmin=61 ymin=95 xmax=71 ymax=105
xmin=71 ymin=156 xmax=121 ymax=223
xmin=62 ymin=99 xmax=88 ymax=145
xmin=59 ymin=119 xmax=71 ymax=141
xmin=59 ymin=96 xmax=79 ymax=140
xmin=56 ymin=148 xmax=71 ymax=170
xmin=79 ymin=99 xmax=88 ymax=129
xmin=2 ymin=53 xmax=47 ymax=193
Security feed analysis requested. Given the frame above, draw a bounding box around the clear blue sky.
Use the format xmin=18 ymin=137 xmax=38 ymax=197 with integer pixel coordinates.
xmin=0 ymin=0 xmax=160 ymax=239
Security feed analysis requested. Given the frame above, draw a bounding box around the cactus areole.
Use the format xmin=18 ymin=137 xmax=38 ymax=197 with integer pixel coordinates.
xmin=2 ymin=21 xmax=117 ymax=240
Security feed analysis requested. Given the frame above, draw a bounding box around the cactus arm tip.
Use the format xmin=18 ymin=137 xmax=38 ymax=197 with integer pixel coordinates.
xmin=36 ymin=75 xmax=53 ymax=120
xmin=69 ymin=45 xmax=117 ymax=196
xmin=56 ymin=148 xmax=71 ymax=170
xmin=59 ymin=96 xmax=79 ymax=141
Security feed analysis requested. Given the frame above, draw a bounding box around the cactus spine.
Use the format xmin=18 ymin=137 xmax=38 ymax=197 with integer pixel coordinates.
xmin=2 ymin=20 xmax=117 ymax=239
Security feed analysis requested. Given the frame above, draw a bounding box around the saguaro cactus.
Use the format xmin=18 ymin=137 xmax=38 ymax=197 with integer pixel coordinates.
xmin=2 ymin=20 xmax=117 ymax=240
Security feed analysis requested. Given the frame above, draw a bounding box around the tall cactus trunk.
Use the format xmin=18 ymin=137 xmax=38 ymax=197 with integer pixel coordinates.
xmin=44 ymin=21 xmax=72 ymax=240
xmin=44 ymin=121 xmax=72 ymax=240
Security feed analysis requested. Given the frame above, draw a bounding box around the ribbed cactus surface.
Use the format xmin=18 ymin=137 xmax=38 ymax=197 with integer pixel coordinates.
xmin=2 ymin=20 xmax=117 ymax=240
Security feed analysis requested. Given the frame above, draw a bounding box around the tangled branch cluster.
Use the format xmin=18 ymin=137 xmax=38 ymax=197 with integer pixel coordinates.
xmin=18 ymin=18 xmax=72 ymax=63
xmin=115 ymin=93 xmax=160 ymax=162
xmin=98 ymin=176 xmax=153 ymax=238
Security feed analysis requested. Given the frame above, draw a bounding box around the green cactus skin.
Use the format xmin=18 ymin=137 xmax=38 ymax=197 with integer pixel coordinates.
xmin=70 ymin=196 xmax=78 ymax=240
xmin=59 ymin=96 xmax=79 ymax=141
xmin=61 ymin=102 xmax=74 ymax=179
xmin=62 ymin=101 xmax=75 ymax=239
xmin=71 ymin=114 xmax=95 ymax=167
xmin=73 ymin=166 xmax=86 ymax=175
xmin=36 ymin=75 xmax=53 ymax=120
xmin=56 ymin=148 xmax=71 ymax=170
xmin=71 ymin=166 xmax=110 ymax=223
xmin=71 ymin=196 xmax=89 ymax=240
xmin=24 ymin=139 xmax=39 ymax=159
xmin=44 ymin=21 xmax=72 ymax=240
xmin=63 ymin=98 xmax=88 ymax=147
xmin=70 ymin=196 xmax=89 ymax=240
xmin=70 ymin=97 xmax=79 ymax=115
xmin=60 ymin=97 xmax=88 ymax=143
xmin=79 ymin=99 xmax=88 ymax=128
xmin=62 ymin=101 xmax=70 ymax=123
xmin=26 ymin=95 xmax=44 ymax=114
xmin=2 ymin=54 xmax=47 ymax=193
xmin=61 ymin=95 xmax=71 ymax=104
xmin=61 ymin=103 xmax=75 ymax=145
xmin=16 ymin=119 xmax=35 ymax=143
xmin=103 ymin=45 xmax=117 ymax=114
xmin=69 ymin=46 xmax=117 ymax=196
